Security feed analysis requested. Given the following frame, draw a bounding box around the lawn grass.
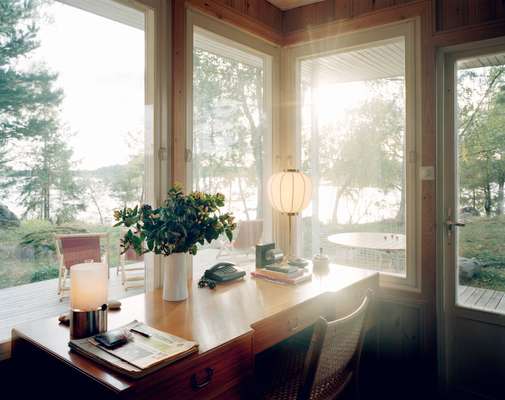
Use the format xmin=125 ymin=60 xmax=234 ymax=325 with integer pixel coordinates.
xmin=458 ymin=216 xmax=505 ymax=291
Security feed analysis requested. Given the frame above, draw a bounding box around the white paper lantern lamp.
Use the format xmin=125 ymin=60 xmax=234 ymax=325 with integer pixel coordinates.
xmin=267 ymin=169 xmax=312 ymax=262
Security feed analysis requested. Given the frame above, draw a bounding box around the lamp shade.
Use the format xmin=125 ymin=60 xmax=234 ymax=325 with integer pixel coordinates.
xmin=267 ymin=170 xmax=312 ymax=214
xmin=71 ymin=263 xmax=108 ymax=311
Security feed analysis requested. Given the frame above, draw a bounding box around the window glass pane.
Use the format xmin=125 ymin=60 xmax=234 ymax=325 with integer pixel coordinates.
xmin=456 ymin=52 xmax=505 ymax=312
xmin=192 ymin=29 xmax=271 ymax=274
xmin=0 ymin=1 xmax=146 ymax=341
xmin=300 ymin=38 xmax=407 ymax=277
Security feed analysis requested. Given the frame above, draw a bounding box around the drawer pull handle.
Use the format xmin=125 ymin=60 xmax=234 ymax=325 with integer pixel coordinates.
xmin=191 ymin=368 xmax=214 ymax=390
xmin=288 ymin=317 xmax=299 ymax=332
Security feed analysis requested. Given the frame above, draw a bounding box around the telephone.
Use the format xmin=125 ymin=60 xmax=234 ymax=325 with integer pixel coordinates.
xmin=204 ymin=262 xmax=245 ymax=283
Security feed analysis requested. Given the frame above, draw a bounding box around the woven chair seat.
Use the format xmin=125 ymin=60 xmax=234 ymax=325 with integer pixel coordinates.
xmin=258 ymin=336 xmax=352 ymax=400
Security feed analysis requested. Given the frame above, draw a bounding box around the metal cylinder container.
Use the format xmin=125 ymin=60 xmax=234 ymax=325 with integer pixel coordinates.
xmin=70 ymin=304 xmax=108 ymax=339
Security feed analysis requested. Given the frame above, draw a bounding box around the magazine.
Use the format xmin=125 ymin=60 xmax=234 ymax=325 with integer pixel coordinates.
xmin=69 ymin=321 xmax=198 ymax=378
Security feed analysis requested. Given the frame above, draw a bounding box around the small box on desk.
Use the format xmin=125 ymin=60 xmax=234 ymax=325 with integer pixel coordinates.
xmin=256 ymin=243 xmax=284 ymax=268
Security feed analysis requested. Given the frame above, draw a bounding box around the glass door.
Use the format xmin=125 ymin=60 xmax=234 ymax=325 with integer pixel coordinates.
xmin=446 ymin=49 xmax=505 ymax=315
xmin=441 ymin=41 xmax=505 ymax=399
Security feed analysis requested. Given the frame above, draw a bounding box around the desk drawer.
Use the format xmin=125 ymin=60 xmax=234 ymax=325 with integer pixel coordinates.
xmin=136 ymin=334 xmax=252 ymax=400
xmin=252 ymin=297 xmax=324 ymax=354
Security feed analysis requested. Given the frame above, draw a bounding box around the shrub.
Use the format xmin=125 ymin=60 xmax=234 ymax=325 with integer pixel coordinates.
xmin=30 ymin=265 xmax=59 ymax=282
xmin=18 ymin=224 xmax=87 ymax=258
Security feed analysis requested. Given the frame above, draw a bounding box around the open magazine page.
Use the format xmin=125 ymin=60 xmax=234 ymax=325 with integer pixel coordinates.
xmin=69 ymin=320 xmax=198 ymax=375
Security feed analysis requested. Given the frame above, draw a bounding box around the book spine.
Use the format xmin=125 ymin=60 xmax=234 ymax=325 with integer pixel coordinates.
xmin=257 ymin=269 xmax=302 ymax=279
xmin=251 ymin=271 xmax=305 ymax=285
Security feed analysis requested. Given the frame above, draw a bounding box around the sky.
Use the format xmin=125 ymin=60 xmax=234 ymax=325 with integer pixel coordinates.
xmin=27 ymin=1 xmax=145 ymax=170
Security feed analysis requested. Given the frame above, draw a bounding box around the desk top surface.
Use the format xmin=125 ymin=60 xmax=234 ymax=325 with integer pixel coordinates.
xmin=12 ymin=263 xmax=377 ymax=393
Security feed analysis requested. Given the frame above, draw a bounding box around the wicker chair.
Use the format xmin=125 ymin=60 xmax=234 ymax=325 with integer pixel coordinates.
xmin=257 ymin=291 xmax=372 ymax=400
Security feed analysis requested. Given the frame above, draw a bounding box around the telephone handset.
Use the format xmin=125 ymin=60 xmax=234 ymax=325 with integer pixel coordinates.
xmin=203 ymin=262 xmax=245 ymax=283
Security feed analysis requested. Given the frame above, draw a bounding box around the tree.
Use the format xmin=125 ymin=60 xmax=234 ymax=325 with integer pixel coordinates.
xmin=1 ymin=0 xmax=84 ymax=223
xmin=307 ymin=78 xmax=405 ymax=225
xmin=0 ymin=0 xmax=63 ymax=149
xmin=192 ymin=47 xmax=264 ymax=221
xmin=14 ymin=127 xmax=85 ymax=222
xmin=108 ymin=131 xmax=144 ymax=208
xmin=458 ymin=66 xmax=505 ymax=216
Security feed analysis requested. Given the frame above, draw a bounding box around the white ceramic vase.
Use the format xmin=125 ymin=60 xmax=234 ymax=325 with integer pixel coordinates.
xmin=162 ymin=253 xmax=188 ymax=301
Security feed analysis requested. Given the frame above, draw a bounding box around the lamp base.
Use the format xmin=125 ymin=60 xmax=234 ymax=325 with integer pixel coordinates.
xmin=70 ymin=306 xmax=108 ymax=339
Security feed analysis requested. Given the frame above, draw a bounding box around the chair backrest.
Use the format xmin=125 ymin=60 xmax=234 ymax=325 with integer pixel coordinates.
xmin=298 ymin=291 xmax=373 ymax=400
xmin=56 ymin=234 xmax=105 ymax=269
xmin=233 ymin=219 xmax=263 ymax=249
xmin=120 ymin=229 xmax=144 ymax=262
xmin=124 ymin=246 xmax=144 ymax=262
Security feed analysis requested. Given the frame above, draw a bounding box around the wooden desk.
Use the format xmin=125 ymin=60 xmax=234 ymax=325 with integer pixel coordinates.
xmin=10 ymin=264 xmax=378 ymax=400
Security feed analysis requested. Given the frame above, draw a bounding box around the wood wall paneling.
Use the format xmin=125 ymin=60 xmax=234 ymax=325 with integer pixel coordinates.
xmin=245 ymin=0 xmax=283 ymax=30
xmin=187 ymin=0 xmax=283 ymax=44
xmin=282 ymin=0 xmax=420 ymax=34
xmin=282 ymin=0 xmax=337 ymax=33
xmin=436 ymin=0 xmax=505 ymax=31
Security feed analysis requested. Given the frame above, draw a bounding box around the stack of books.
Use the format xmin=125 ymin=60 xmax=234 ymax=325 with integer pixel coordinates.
xmin=251 ymin=265 xmax=311 ymax=285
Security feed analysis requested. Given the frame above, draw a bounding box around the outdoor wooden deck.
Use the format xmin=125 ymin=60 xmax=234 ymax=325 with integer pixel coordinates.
xmin=458 ymin=285 xmax=505 ymax=313
xmin=0 ymin=266 xmax=143 ymax=342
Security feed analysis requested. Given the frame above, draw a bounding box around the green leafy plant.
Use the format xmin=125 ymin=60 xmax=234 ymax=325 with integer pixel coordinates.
xmin=30 ymin=266 xmax=59 ymax=283
xmin=113 ymin=186 xmax=237 ymax=256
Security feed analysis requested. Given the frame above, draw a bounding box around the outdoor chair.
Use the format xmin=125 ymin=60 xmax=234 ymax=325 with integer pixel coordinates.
xmin=55 ymin=233 xmax=110 ymax=301
xmin=217 ymin=219 xmax=263 ymax=260
xmin=256 ymin=290 xmax=373 ymax=400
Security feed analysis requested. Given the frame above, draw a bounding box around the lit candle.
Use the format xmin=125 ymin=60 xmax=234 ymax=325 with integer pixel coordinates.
xmin=71 ymin=263 xmax=108 ymax=311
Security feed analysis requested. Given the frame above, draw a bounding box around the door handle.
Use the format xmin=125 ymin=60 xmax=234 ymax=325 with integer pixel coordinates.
xmin=288 ymin=317 xmax=299 ymax=332
xmin=446 ymin=220 xmax=466 ymax=228
xmin=446 ymin=218 xmax=465 ymax=245
xmin=191 ymin=368 xmax=214 ymax=390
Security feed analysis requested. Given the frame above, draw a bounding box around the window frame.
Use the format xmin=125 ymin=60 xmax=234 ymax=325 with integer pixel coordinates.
xmin=185 ymin=10 xmax=281 ymax=272
xmin=286 ymin=19 xmax=422 ymax=290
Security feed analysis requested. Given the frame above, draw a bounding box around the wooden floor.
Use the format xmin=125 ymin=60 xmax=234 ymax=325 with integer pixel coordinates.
xmin=458 ymin=285 xmax=505 ymax=313
xmin=0 ymin=266 xmax=144 ymax=342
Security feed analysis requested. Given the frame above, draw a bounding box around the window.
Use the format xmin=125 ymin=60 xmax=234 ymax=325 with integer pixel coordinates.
xmin=0 ymin=0 xmax=151 ymax=343
xmin=295 ymin=22 xmax=418 ymax=287
xmin=189 ymin=24 xmax=273 ymax=276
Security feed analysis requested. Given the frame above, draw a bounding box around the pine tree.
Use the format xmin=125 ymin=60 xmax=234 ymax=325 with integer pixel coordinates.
xmin=15 ymin=126 xmax=85 ymax=222
xmin=0 ymin=0 xmax=63 ymax=145
xmin=1 ymin=0 xmax=84 ymax=221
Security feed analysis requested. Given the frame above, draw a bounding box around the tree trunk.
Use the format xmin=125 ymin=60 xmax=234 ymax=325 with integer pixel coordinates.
xmin=498 ymin=180 xmax=504 ymax=215
xmin=89 ymin=189 xmax=104 ymax=225
xmin=395 ymin=160 xmax=406 ymax=223
xmin=42 ymin=138 xmax=51 ymax=221
xmin=331 ymin=177 xmax=352 ymax=224
xmin=484 ymin=182 xmax=492 ymax=216
xmin=240 ymin=74 xmax=263 ymax=220
xmin=237 ymin=177 xmax=250 ymax=220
